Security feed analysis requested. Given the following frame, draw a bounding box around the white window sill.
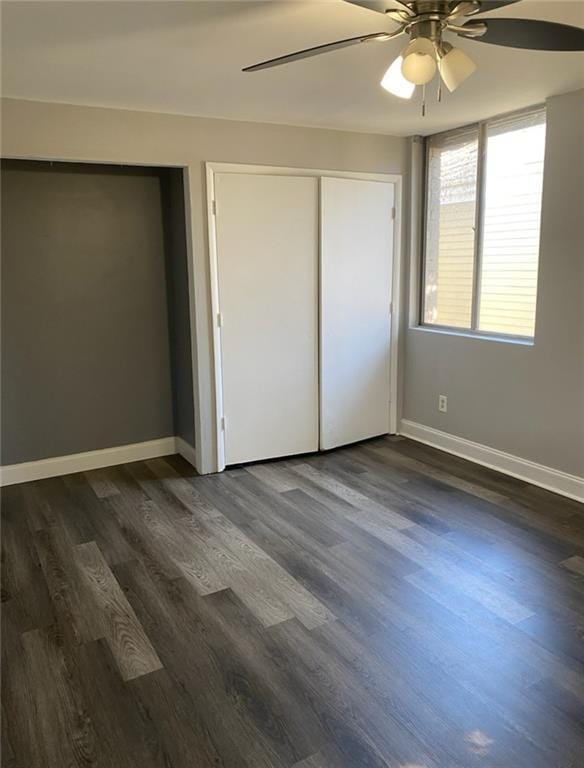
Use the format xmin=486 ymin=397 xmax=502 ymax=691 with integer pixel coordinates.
xmin=411 ymin=324 xmax=534 ymax=347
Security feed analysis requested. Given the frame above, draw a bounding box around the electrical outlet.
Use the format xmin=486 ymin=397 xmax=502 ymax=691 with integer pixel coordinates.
xmin=438 ymin=395 xmax=448 ymax=413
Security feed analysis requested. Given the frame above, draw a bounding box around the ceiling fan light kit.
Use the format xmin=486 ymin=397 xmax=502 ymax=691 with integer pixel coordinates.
xmin=380 ymin=15 xmax=479 ymax=106
xmin=244 ymin=1 xmax=584 ymax=116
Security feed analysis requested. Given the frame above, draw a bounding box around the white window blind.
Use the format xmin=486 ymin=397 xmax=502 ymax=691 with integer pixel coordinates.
xmin=478 ymin=108 xmax=546 ymax=337
xmin=424 ymin=126 xmax=478 ymax=329
xmin=422 ymin=106 xmax=546 ymax=339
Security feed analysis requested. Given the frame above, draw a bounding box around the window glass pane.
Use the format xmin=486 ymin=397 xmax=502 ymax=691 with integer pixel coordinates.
xmin=478 ymin=109 xmax=546 ymax=337
xmin=424 ymin=127 xmax=478 ymax=328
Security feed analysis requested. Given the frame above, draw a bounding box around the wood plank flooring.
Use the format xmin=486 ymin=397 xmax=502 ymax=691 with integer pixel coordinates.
xmin=2 ymin=436 xmax=584 ymax=768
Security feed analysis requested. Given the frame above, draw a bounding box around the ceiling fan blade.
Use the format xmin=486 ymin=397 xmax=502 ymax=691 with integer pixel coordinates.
xmin=461 ymin=18 xmax=584 ymax=50
xmin=448 ymin=2 xmax=481 ymax=21
xmin=242 ymin=29 xmax=404 ymax=72
xmin=473 ymin=0 xmax=522 ymax=12
xmin=343 ymin=1 xmax=414 ymax=16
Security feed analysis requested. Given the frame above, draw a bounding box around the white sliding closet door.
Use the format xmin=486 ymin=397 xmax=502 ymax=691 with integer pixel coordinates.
xmin=214 ymin=173 xmax=319 ymax=465
xmin=320 ymin=176 xmax=394 ymax=450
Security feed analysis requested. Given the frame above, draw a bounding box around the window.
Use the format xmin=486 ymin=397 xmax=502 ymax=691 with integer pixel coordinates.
xmin=422 ymin=106 xmax=546 ymax=339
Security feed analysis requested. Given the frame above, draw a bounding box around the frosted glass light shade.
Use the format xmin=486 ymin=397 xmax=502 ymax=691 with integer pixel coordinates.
xmin=400 ymin=39 xmax=437 ymax=85
xmin=440 ymin=46 xmax=476 ymax=91
xmin=380 ymin=56 xmax=415 ymax=99
xmin=401 ymin=51 xmax=436 ymax=85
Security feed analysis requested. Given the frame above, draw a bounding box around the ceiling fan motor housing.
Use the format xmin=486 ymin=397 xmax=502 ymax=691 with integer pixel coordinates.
xmin=410 ymin=18 xmax=444 ymax=46
xmin=406 ymin=2 xmax=486 ymax=45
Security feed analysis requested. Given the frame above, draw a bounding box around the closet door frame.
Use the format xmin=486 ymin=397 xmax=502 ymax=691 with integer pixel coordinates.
xmin=206 ymin=162 xmax=403 ymax=473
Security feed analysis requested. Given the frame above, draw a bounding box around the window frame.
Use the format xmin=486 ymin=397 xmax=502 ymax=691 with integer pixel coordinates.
xmin=419 ymin=104 xmax=546 ymax=343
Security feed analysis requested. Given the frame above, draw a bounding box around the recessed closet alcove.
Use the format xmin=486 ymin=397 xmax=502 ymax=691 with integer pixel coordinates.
xmin=1 ymin=160 xmax=196 ymax=467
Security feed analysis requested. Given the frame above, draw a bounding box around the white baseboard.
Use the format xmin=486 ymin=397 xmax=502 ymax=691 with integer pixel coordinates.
xmin=0 ymin=437 xmax=178 ymax=487
xmin=175 ymin=437 xmax=197 ymax=469
xmin=399 ymin=420 xmax=584 ymax=503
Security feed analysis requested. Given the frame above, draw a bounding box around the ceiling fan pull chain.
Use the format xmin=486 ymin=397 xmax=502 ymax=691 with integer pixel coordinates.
xmin=421 ymin=83 xmax=426 ymax=117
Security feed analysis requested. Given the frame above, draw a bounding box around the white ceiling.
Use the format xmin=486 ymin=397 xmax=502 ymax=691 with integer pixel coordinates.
xmin=2 ymin=0 xmax=583 ymax=136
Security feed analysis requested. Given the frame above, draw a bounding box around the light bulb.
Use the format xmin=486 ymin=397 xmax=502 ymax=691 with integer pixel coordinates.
xmin=380 ymin=56 xmax=415 ymax=99
xmin=439 ymin=44 xmax=476 ymax=92
xmin=400 ymin=38 xmax=437 ymax=85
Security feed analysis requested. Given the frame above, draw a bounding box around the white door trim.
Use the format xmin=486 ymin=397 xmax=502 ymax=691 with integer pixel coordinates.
xmin=206 ymin=162 xmax=402 ymax=472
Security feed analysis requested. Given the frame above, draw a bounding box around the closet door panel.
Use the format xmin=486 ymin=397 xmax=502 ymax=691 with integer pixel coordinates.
xmin=320 ymin=176 xmax=394 ymax=450
xmin=215 ymin=173 xmax=319 ymax=465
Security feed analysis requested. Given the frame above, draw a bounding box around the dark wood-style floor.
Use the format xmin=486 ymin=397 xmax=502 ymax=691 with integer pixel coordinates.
xmin=2 ymin=436 xmax=584 ymax=768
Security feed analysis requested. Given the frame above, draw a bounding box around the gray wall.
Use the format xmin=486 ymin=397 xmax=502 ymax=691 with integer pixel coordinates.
xmin=161 ymin=169 xmax=195 ymax=449
xmin=1 ymin=160 xmax=185 ymax=464
xmin=403 ymin=89 xmax=584 ymax=477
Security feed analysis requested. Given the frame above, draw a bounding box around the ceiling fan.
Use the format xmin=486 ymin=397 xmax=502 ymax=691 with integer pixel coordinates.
xmin=243 ymin=1 xmax=584 ymax=110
